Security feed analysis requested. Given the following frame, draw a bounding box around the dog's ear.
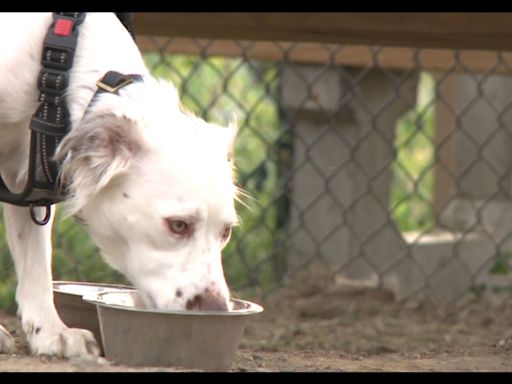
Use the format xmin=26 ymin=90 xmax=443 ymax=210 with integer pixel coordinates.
xmin=54 ymin=112 xmax=144 ymax=214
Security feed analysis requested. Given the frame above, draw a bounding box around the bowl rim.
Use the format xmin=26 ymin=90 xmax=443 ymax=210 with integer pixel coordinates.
xmin=83 ymin=290 xmax=264 ymax=316
xmin=53 ymin=281 xmax=135 ymax=297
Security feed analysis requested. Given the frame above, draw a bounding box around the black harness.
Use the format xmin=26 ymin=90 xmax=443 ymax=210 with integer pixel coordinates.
xmin=0 ymin=13 xmax=141 ymax=225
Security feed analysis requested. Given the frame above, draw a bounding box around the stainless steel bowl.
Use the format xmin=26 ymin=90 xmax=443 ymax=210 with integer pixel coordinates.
xmin=53 ymin=281 xmax=134 ymax=355
xmin=84 ymin=290 xmax=264 ymax=371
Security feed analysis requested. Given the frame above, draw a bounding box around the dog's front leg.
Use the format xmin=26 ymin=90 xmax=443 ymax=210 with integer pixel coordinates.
xmin=0 ymin=324 xmax=15 ymax=353
xmin=3 ymin=204 xmax=99 ymax=358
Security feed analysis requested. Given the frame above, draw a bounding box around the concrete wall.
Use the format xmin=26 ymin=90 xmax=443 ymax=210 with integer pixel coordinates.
xmin=281 ymin=64 xmax=418 ymax=284
xmin=280 ymin=64 xmax=512 ymax=302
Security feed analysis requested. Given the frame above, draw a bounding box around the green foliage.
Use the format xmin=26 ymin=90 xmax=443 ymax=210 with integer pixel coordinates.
xmin=0 ymin=214 xmax=16 ymax=312
xmin=489 ymin=252 xmax=512 ymax=275
xmin=469 ymin=253 xmax=512 ymax=296
xmin=52 ymin=207 xmax=129 ymax=285
xmin=390 ymin=72 xmax=436 ymax=232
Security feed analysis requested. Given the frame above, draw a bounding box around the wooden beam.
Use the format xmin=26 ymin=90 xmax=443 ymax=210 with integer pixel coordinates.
xmin=133 ymin=13 xmax=512 ymax=51
xmin=136 ymin=36 xmax=512 ymax=75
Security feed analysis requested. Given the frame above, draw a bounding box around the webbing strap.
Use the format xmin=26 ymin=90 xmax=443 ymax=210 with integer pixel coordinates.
xmin=30 ymin=12 xmax=85 ymax=198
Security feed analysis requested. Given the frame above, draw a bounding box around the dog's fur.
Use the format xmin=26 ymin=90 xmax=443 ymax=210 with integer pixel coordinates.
xmin=0 ymin=13 xmax=238 ymax=358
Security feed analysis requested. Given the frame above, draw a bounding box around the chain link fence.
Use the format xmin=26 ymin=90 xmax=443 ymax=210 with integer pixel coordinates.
xmin=2 ymin=36 xmax=512 ymax=310
xmin=139 ymin=38 xmax=512 ymax=304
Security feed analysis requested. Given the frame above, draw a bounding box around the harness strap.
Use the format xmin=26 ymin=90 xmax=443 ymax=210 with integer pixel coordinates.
xmin=115 ymin=13 xmax=136 ymax=41
xmin=79 ymin=71 xmax=144 ymax=122
xmin=31 ymin=13 xmax=85 ymax=191
xmin=96 ymin=71 xmax=143 ymax=94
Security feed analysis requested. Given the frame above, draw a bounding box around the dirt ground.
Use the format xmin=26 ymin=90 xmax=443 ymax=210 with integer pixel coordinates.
xmin=1 ymin=269 xmax=512 ymax=372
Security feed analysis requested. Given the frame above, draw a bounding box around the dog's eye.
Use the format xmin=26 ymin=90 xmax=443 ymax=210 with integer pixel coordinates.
xmin=165 ymin=219 xmax=192 ymax=236
xmin=221 ymin=225 xmax=232 ymax=243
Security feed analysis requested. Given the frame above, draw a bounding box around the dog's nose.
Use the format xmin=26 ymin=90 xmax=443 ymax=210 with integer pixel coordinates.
xmin=185 ymin=289 xmax=229 ymax=311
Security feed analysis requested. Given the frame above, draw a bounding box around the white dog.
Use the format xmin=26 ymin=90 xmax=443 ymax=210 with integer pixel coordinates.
xmin=0 ymin=13 xmax=238 ymax=358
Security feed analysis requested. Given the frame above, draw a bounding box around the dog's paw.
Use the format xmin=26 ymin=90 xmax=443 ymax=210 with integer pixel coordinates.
xmin=0 ymin=324 xmax=15 ymax=354
xmin=27 ymin=324 xmax=100 ymax=359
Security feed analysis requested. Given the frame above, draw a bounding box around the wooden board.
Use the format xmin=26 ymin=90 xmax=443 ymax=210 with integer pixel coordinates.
xmin=136 ymin=36 xmax=512 ymax=75
xmin=133 ymin=13 xmax=512 ymax=52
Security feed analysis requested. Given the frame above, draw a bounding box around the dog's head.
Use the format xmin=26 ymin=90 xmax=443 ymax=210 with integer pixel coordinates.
xmin=55 ymin=77 xmax=238 ymax=311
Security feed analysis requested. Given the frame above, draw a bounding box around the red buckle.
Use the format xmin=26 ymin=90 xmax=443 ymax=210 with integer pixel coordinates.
xmin=53 ymin=19 xmax=73 ymax=36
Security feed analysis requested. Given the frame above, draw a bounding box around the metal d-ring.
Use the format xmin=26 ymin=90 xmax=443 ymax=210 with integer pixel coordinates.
xmin=30 ymin=204 xmax=52 ymax=226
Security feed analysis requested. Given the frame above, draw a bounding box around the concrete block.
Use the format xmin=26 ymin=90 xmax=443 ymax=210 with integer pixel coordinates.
xmin=280 ymin=64 xmax=343 ymax=112
xmin=385 ymin=230 xmax=510 ymax=302
xmin=451 ymin=73 xmax=512 ymax=199
xmin=282 ymin=65 xmax=419 ymax=284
